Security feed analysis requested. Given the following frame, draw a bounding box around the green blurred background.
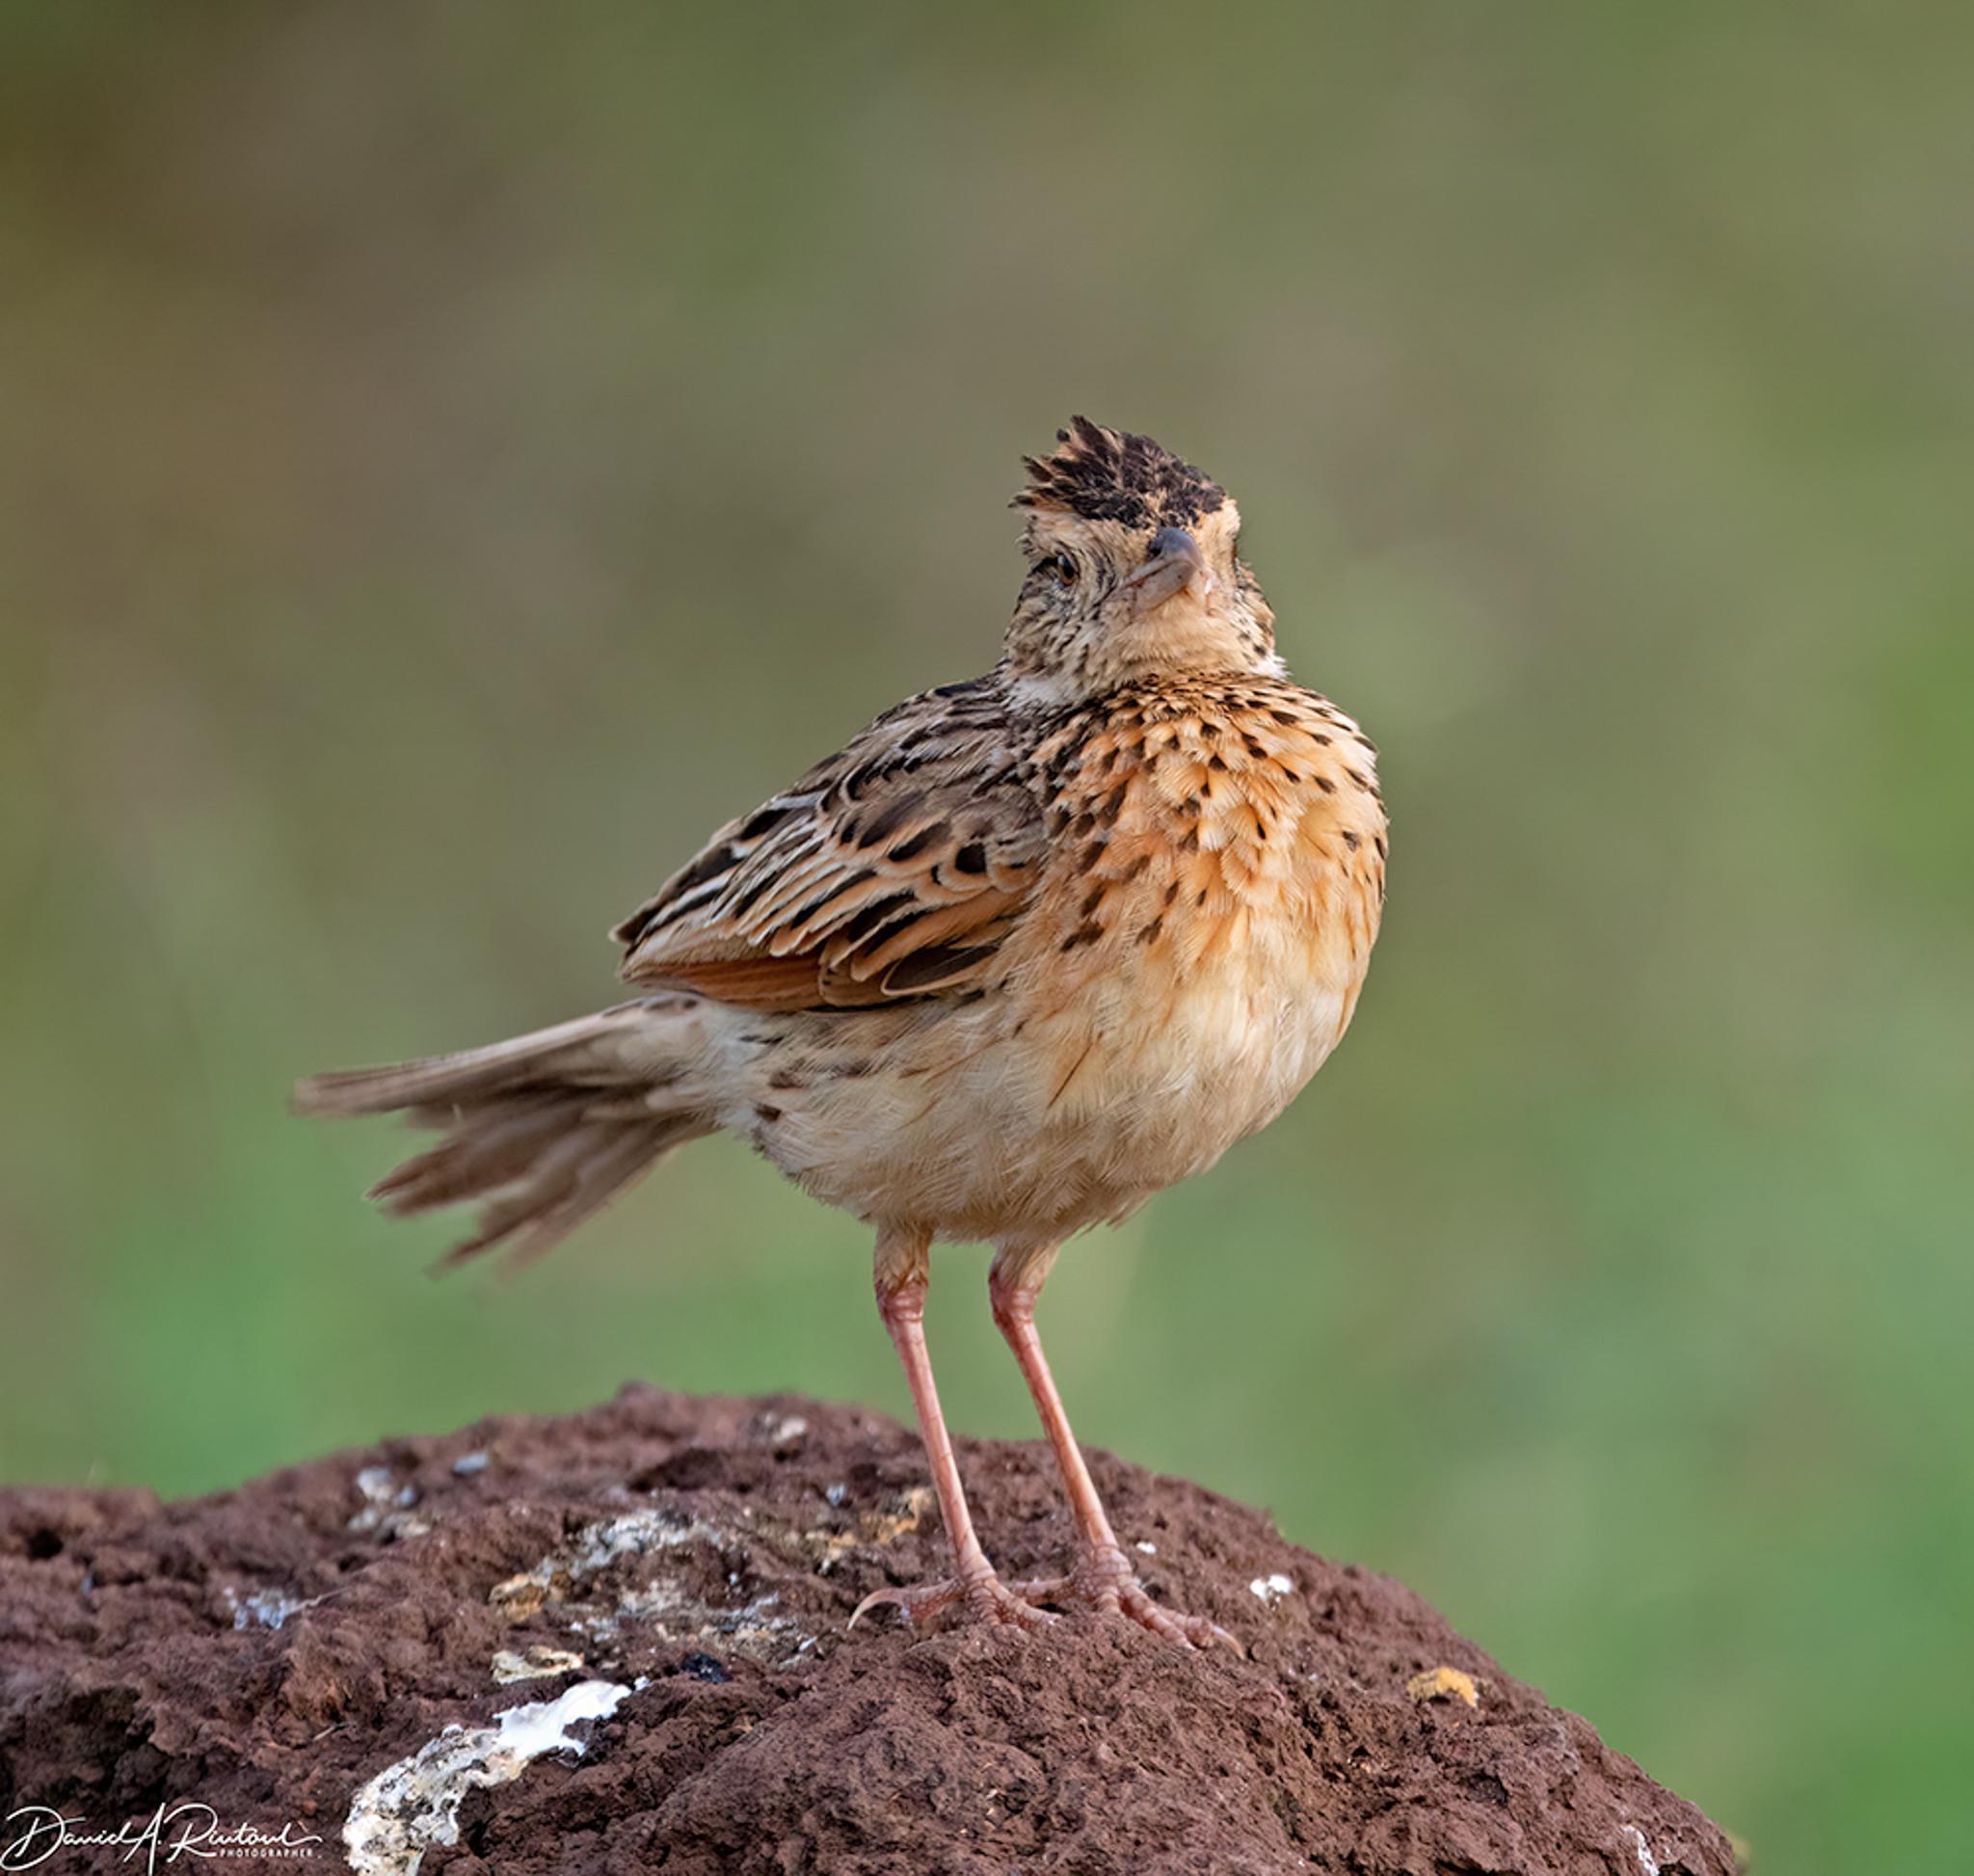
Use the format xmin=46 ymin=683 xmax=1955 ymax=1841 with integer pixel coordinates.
xmin=3 ymin=6 xmax=1968 ymax=1866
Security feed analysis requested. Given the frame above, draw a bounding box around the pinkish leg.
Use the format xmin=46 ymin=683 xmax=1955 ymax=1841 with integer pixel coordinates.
xmin=850 ymin=1230 xmax=1053 ymax=1635
xmin=989 ymin=1246 xmax=1241 ymax=1653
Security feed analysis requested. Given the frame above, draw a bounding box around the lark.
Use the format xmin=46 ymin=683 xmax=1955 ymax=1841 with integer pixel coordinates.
xmin=299 ymin=418 xmax=1387 ymax=1648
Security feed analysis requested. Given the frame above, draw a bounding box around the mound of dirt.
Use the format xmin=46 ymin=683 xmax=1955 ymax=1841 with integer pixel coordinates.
xmin=0 ymin=1385 xmax=1733 ymax=1874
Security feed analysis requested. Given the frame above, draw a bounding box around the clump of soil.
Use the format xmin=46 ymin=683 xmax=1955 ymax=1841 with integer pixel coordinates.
xmin=0 ymin=1385 xmax=1734 ymax=1874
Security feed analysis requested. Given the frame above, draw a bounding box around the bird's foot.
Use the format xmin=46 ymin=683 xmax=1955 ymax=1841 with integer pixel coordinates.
xmin=1011 ymin=1545 xmax=1243 ymax=1653
xmin=850 ymin=1566 xmax=1056 ymax=1636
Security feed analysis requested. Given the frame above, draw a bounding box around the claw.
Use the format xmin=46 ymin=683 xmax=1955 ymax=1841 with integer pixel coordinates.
xmin=847 ymin=1585 xmax=907 ymax=1630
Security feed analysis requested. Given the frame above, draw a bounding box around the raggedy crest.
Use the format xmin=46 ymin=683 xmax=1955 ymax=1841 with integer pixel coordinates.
xmin=1015 ymin=416 xmax=1227 ymax=529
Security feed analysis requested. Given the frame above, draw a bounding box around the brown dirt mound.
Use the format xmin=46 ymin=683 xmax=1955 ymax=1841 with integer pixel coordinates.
xmin=0 ymin=1385 xmax=1734 ymax=1874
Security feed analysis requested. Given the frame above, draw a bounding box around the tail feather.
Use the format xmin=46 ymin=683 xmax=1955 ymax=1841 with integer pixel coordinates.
xmin=295 ymin=996 xmax=716 ymax=1270
xmin=294 ymin=998 xmax=691 ymax=1116
xmin=369 ymin=1091 xmax=590 ymax=1210
xmin=431 ymin=1111 xmax=708 ymax=1273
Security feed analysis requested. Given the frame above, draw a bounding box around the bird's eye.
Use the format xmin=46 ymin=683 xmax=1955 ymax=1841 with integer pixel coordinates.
xmin=1039 ymin=554 xmax=1077 ymax=586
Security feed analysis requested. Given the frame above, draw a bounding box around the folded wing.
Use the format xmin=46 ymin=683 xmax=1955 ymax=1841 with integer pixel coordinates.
xmin=612 ymin=679 xmax=1043 ymax=1010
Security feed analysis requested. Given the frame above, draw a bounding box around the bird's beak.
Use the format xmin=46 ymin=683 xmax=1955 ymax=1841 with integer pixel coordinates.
xmin=1120 ymin=527 xmax=1209 ymax=613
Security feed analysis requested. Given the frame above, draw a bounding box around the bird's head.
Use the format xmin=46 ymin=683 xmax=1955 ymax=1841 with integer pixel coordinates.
xmin=1002 ymin=417 xmax=1278 ymax=703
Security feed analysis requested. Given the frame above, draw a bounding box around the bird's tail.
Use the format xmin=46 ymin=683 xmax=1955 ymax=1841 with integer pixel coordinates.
xmin=294 ymin=995 xmax=719 ymax=1271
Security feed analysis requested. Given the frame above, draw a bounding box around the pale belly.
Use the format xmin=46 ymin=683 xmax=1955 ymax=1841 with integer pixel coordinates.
xmin=723 ymin=925 xmax=1358 ymax=1246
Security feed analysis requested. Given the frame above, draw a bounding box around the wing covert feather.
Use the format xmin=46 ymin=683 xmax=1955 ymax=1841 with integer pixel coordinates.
xmin=611 ymin=680 xmax=1042 ymax=1009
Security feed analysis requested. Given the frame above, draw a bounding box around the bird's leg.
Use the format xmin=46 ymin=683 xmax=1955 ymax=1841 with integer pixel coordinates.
xmin=988 ymin=1244 xmax=1240 ymax=1652
xmin=850 ymin=1227 xmax=1053 ymax=1634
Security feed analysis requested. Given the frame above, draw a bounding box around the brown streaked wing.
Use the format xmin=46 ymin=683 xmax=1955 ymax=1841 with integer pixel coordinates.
xmin=611 ymin=679 xmax=1042 ymax=1009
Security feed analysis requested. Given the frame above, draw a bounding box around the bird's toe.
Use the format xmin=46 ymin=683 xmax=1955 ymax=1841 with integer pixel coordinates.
xmin=1112 ymin=1578 xmax=1244 ymax=1654
xmin=850 ymin=1569 xmax=1057 ymax=1636
xmin=1009 ymin=1551 xmax=1244 ymax=1654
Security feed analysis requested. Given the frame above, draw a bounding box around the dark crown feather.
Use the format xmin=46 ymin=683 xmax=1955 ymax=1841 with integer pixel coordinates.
xmin=1015 ymin=416 xmax=1226 ymax=527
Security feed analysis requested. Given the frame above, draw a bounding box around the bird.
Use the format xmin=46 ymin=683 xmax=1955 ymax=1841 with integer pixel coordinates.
xmin=296 ymin=418 xmax=1387 ymax=1649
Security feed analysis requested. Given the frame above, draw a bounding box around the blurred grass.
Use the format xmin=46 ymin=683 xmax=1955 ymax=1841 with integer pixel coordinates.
xmin=3 ymin=5 xmax=1970 ymax=1868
